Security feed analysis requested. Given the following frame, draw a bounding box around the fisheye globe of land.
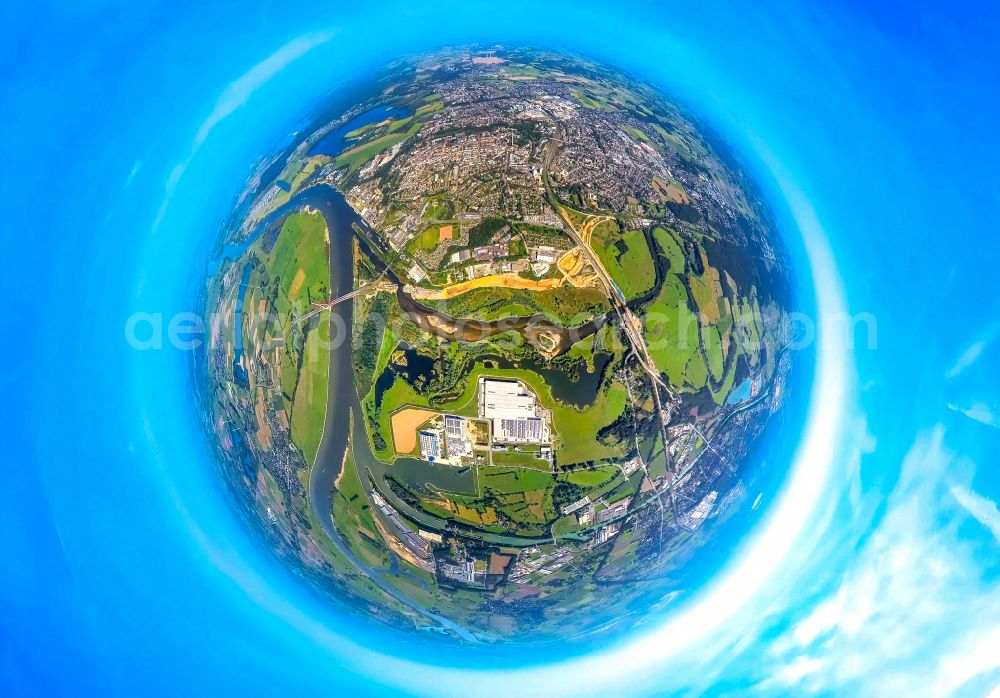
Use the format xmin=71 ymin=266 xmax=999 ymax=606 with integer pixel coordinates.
xmin=204 ymin=46 xmax=795 ymax=643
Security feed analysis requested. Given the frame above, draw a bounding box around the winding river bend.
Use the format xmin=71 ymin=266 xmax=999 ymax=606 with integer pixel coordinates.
xmin=395 ymin=287 xmax=605 ymax=357
xmin=302 ymin=185 xmax=597 ymax=543
xmin=221 ymin=183 xmax=606 ymax=637
xmin=291 ymin=186 xmax=478 ymax=641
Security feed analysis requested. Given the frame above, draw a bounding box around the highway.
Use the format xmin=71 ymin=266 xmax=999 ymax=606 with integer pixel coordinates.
xmin=540 ymin=125 xmax=684 ymax=529
xmin=540 ymin=129 xmax=666 ymax=389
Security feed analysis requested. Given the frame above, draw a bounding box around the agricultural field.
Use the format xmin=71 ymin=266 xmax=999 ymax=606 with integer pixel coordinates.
xmin=242 ymin=210 xmax=332 ymax=463
xmin=290 ymin=309 xmax=331 ymax=464
xmin=643 ymin=274 xmax=703 ymax=389
xmin=491 ymin=449 xmax=550 ymax=469
xmin=590 ymin=221 xmax=656 ymax=300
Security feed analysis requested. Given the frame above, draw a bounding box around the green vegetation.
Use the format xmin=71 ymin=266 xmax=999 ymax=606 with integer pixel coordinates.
xmin=206 ymin=46 xmax=798 ymax=644
xmin=251 ymin=210 xmax=331 ymax=463
xmin=502 ymin=65 xmax=541 ymax=79
xmin=481 ymin=467 xmax=552 ymax=493
xmin=468 ymin=217 xmax=507 ymax=247
xmin=333 ymin=443 xmax=392 ymax=568
xmin=565 ymin=466 xmax=616 ymax=487
xmin=685 ymin=347 xmax=709 ymax=389
xmin=336 ymin=132 xmax=410 ymax=170
xmin=262 ymin=211 xmax=330 ymax=305
xmin=644 ymin=274 xmax=703 ymax=389
xmin=372 ymin=361 xmax=628 ymax=466
xmin=571 ymin=87 xmax=606 ymax=110
xmin=688 ymin=267 xmax=723 ymax=323
xmin=561 ymin=205 xmax=593 ymax=230
xmin=428 ymin=285 xmax=610 ymax=325
xmin=353 ymin=293 xmax=392 ymax=400
xmin=624 ymin=125 xmax=650 ymax=142
xmin=388 ymin=116 xmax=415 ymax=133
xmin=423 ymin=197 xmax=454 ymax=220
xmin=407 ymin=227 xmax=440 ymax=254
xmin=711 ymin=349 xmax=739 ymax=405
xmin=702 ymin=324 xmax=724 ymax=381
xmin=653 ymin=227 xmax=685 ymax=273
xmin=591 ymin=221 xmax=656 ymax=300
xmin=415 ymin=97 xmax=444 ymax=117
xmin=291 ymin=310 xmax=330 ymax=463
xmin=557 ymin=383 xmax=628 ymax=465
xmin=491 ymin=449 xmax=550 ymax=469
xmin=551 ymin=514 xmax=581 ymax=538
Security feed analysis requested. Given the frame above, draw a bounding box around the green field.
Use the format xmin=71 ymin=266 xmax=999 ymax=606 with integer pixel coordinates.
xmin=415 ymin=97 xmax=444 ymax=117
xmin=653 ymin=227 xmax=685 ymax=273
xmin=447 ymin=464 xmax=557 ymax=533
xmin=591 ymin=223 xmax=655 ymax=300
xmin=291 ymin=310 xmax=331 ymax=464
xmin=491 ymin=449 xmax=551 ymax=470
xmin=702 ymin=324 xmax=724 ymax=381
xmin=502 ymin=65 xmax=541 ymax=79
xmin=480 ymin=467 xmax=553 ymax=493
xmin=423 ymin=198 xmax=453 ymax=220
xmin=407 ymin=227 xmax=440 ymax=254
xmin=572 ymin=87 xmax=608 ymax=110
xmin=556 ymin=383 xmax=628 ymax=465
xmin=565 ymin=467 xmax=617 ymax=487
xmin=624 ymin=125 xmax=650 ymax=142
xmin=263 ymin=211 xmax=330 ymax=307
xmin=551 ymin=514 xmax=581 ymax=538
xmin=332 ymin=444 xmax=392 ymax=568
xmin=251 ymin=210 xmax=331 ymax=463
xmin=644 ymin=274 xmax=704 ymax=389
xmin=710 ymin=347 xmax=739 ymax=405
xmin=336 ymin=131 xmax=413 ymax=170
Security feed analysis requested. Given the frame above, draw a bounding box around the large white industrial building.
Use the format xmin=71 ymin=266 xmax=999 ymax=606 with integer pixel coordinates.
xmin=479 ymin=379 xmax=550 ymax=444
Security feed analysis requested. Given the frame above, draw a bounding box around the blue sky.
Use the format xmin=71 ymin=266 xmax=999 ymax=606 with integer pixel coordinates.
xmin=2 ymin=1 xmax=999 ymax=695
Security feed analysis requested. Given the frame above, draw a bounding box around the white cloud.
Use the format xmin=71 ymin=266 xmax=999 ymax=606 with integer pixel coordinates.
xmin=763 ymin=428 xmax=1000 ymax=696
xmin=193 ymin=30 xmax=337 ymax=148
xmin=949 ymin=402 xmax=1000 ymax=428
xmin=946 ymin=339 xmax=988 ymax=378
xmin=951 ymin=485 xmax=1000 ymax=544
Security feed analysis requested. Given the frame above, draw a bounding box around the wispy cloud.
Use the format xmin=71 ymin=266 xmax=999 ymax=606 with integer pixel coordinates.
xmin=946 ymin=339 xmax=988 ymax=378
xmin=760 ymin=428 xmax=1000 ymax=696
xmin=149 ymin=30 xmax=337 ymax=238
xmin=948 ymin=402 xmax=1000 ymax=429
xmin=193 ymin=30 xmax=337 ymax=148
xmin=951 ymin=485 xmax=1000 ymax=544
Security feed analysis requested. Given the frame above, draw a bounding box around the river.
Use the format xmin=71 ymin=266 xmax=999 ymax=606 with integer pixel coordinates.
xmin=220 ymin=182 xmax=599 ymax=633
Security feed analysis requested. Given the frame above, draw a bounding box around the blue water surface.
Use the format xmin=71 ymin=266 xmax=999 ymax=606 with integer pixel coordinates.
xmin=308 ymin=103 xmax=413 ymax=156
